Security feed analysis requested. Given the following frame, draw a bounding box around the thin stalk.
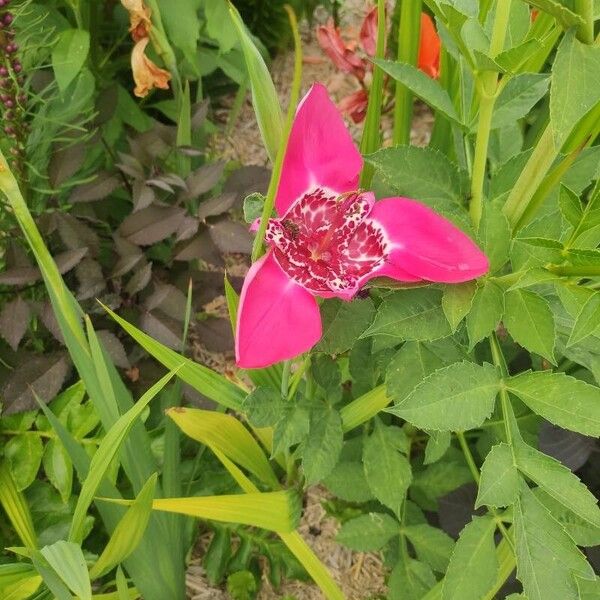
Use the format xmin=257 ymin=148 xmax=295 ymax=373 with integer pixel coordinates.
xmin=469 ymin=0 xmax=512 ymax=227
xmin=359 ymin=0 xmax=387 ymax=188
xmin=392 ymin=0 xmax=422 ymax=145
xmin=575 ymin=0 xmax=594 ymax=44
xmin=251 ymin=6 xmax=302 ymax=262
xmin=281 ymin=360 xmax=292 ymax=400
xmin=547 ymin=265 xmax=600 ymax=277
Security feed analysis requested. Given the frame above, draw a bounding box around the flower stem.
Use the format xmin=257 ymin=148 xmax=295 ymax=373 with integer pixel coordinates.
xmin=251 ymin=6 xmax=302 ymax=262
xmin=469 ymin=0 xmax=512 ymax=228
xmin=359 ymin=0 xmax=387 ymax=188
xmin=575 ymin=0 xmax=594 ymax=44
xmin=392 ymin=0 xmax=422 ymax=145
xmin=281 ymin=360 xmax=292 ymax=400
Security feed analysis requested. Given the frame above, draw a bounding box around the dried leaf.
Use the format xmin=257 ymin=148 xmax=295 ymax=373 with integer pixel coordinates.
xmin=119 ymin=206 xmax=185 ymax=245
xmin=70 ymin=172 xmax=121 ymax=203
xmin=538 ymin=422 xmax=595 ymax=472
xmin=197 ymin=192 xmax=238 ymax=220
xmin=438 ymin=483 xmax=485 ymax=539
xmin=132 ymin=180 xmax=155 ymax=212
xmin=0 ymin=297 xmax=31 ymax=351
xmin=176 ymin=216 xmax=199 ymax=242
xmin=194 ymin=318 xmax=234 ymax=352
xmin=140 ymin=310 xmax=182 ymax=349
xmin=49 ymin=142 xmax=86 ymax=187
xmin=56 ymin=213 xmax=100 ymax=255
xmin=191 ymin=100 xmax=209 ymax=130
xmin=55 ymin=248 xmax=89 ymax=274
xmin=96 ymin=330 xmax=130 ymax=369
xmin=2 ymin=352 xmax=71 ymax=414
xmin=173 ymin=229 xmax=224 ymax=266
xmin=224 ymin=165 xmax=270 ymax=200
xmin=38 ymin=301 xmax=65 ymax=343
xmin=125 ymin=262 xmax=152 ymax=296
xmin=183 ymin=162 xmax=225 ymax=199
xmin=0 ymin=265 xmax=41 ymax=286
xmin=144 ymin=283 xmax=187 ymax=320
xmin=146 ymin=178 xmax=175 ymax=193
xmin=116 ymin=152 xmax=144 ymax=179
xmin=75 ymin=258 xmax=105 ymax=300
xmin=208 ymin=220 xmax=253 ymax=254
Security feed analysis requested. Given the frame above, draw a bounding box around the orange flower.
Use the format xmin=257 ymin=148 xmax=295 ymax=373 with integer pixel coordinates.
xmin=131 ymin=37 xmax=171 ymax=98
xmin=121 ymin=0 xmax=152 ymax=42
xmin=418 ymin=13 xmax=441 ymax=79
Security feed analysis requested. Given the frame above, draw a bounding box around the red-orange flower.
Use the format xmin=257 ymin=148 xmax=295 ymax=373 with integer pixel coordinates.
xmin=338 ymin=88 xmax=369 ymax=123
xmin=418 ymin=13 xmax=441 ymax=79
xmin=316 ymin=19 xmax=366 ymax=80
xmin=121 ymin=0 xmax=152 ymax=42
xmin=131 ymin=37 xmax=171 ymax=98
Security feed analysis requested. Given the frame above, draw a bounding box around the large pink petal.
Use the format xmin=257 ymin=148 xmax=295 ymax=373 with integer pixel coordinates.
xmin=370 ymin=198 xmax=489 ymax=283
xmin=236 ymin=252 xmax=322 ymax=368
xmin=275 ymin=83 xmax=363 ymax=215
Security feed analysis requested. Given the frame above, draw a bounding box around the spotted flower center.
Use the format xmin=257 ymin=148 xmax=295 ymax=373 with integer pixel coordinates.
xmin=265 ymin=188 xmax=388 ymax=295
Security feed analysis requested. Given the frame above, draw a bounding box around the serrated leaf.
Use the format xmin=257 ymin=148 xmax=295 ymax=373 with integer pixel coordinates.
xmin=362 ymin=288 xmax=451 ymax=341
xmin=514 ymin=442 xmax=600 ymax=529
xmin=442 ymin=281 xmax=476 ymax=331
xmin=388 ymin=362 xmax=500 ymax=431
xmin=504 ymin=289 xmax=556 ymax=363
xmin=373 ymin=59 xmax=462 ymax=124
xmin=478 ymin=202 xmax=511 ymax=273
xmin=365 ymin=146 xmax=464 ymax=208
xmin=316 ymin=299 xmax=375 ymax=354
xmin=404 ymin=524 xmax=455 ymax=573
xmin=336 ymin=512 xmax=399 ymax=551
xmin=527 ymin=0 xmax=584 ymax=30
xmin=550 ymin=30 xmax=600 ymax=148
xmin=119 ymin=206 xmax=185 ymax=246
xmin=442 ymin=516 xmax=498 ymax=600
xmin=0 ymin=296 xmax=31 ymax=351
xmin=242 ymin=386 xmax=283 ymax=428
xmin=514 ymin=483 xmax=593 ymax=600
xmin=424 ymin=430 xmax=451 ymax=465
xmin=466 ymin=280 xmax=504 ymax=348
xmin=567 ymin=292 xmax=600 ymax=346
xmin=388 ymin=556 xmax=435 ymax=600
xmin=302 ymin=406 xmax=343 ymax=485
xmin=363 ymin=420 xmax=412 ymax=516
xmin=506 ymin=371 xmax=600 ymax=437
xmin=386 ymin=342 xmax=445 ymax=404
xmin=492 ymin=74 xmax=549 ymax=130
xmin=559 ymin=185 xmax=583 ymax=228
xmin=476 ymin=442 xmax=519 ymax=508
xmin=272 ymin=404 xmax=310 ymax=457
xmin=323 ymin=461 xmax=374 ymax=503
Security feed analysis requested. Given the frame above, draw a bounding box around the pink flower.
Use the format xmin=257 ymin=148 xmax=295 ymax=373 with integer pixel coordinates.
xmin=236 ymin=84 xmax=489 ymax=368
xmin=338 ymin=88 xmax=369 ymax=123
xmin=359 ymin=6 xmax=378 ymax=57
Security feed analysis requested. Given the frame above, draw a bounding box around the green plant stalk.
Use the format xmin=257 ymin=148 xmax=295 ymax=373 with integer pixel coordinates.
xmin=547 ymin=265 xmax=600 ymax=277
xmin=0 ymin=462 xmax=37 ymax=551
xmin=359 ymin=0 xmax=387 ymax=188
xmin=469 ymin=0 xmax=513 ymax=228
xmin=251 ymin=5 xmax=303 ymax=262
xmin=340 ymin=385 xmax=390 ymax=432
xmin=503 ymin=124 xmax=558 ymax=227
xmin=392 ymin=0 xmax=422 ymax=145
xmin=575 ymin=0 xmax=594 ymax=44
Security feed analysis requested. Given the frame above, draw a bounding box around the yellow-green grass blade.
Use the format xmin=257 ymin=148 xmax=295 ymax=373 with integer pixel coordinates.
xmin=0 ymin=462 xmax=37 ymax=551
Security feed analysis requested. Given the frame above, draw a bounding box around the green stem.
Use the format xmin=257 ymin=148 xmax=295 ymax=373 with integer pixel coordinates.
xmin=281 ymin=360 xmax=292 ymax=400
xmin=359 ymin=0 xmax=387 ymax=188
xmin=392 ymin=0 xmax=422 ymax=145
xmin=251 ymin=6 xmax=302 ymax=262
xmin=469 ymin=0 xmax=513 ymax=227
xmin=547 ymin=264 xmax=600 ymax=277
xmin=575 ymin=0 xmax=594 ymax=44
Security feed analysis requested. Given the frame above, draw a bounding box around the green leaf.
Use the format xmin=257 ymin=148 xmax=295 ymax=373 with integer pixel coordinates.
xmin=550 ymin=30 xmax=600 ymax=148
xmin=442 ymin=516 xmax=498 ymax=600
xmin=514 ymin=442 xmax=600 ymax=529
xmin=506 ymin=371 xmax=600 ymax=437
xmin=89 ymin=474 xmax=157 ymax=579
xmin=495 ymin=38 xmax=543 ymax=73
xmin=301 ymin=406 xmax=343 ymax=485
xmin=476 ymin=443 xmax=519 ymax=508
xmin=157 ymin=0 xmax=200 ymax=65
xmin=442 ymin=282 xmax=477 ymax=331
xmin=404 ymin=524 xmax=455 ymax=573
xmin=491 ymin=74 xmax=549 ymax=130
xmin=478 ymin=202 xmax=512 ymax=273
xmin=373 ymin=59 xmax=462 ymax=124
xmin=513 ymin=484 xmax=593 ymax=600
xmin=5 ymin=434 xmax=43 ymax=491
xmin=40 ymin=541 xmax=91 ymax=600
xmin=386 ymin=342 xmax=445 ymax=404
xmin=388 ymin=557 xmax=436 ymax=600
xmin=559 ymin=185 xmax=583 ymax=229
xmin=0 ymin=462 xmax=37 ymax=551
xmin=69 ymin=368 xmax=179 ymax=544
xmin=229 ymin=3 xmax=283 ymax=161
xmin=567 ymin=292 xmax=600 ymax=346
xmin=205 ymin=0 xmax=237 ymax=53
xmin=272 ymin=404 xmax=310 ymax=457
xmin=466 ymin=280 xmax=504 ymax=348
xmin=365 ymin=146 xmax=464 ymax=208
xmin=362 ymin=288 xmax=451 ymax=341
xmin=43 ymin=440 xmax=73 ymax=503
xmin=388 ymin=362 xmax=500 ymax=431
xmin=323 ymin=461 xmax=374 ymax=503
xmin=316 ymin=299 xmax=375 ymax=354
xmin=52 ymin=29 xmax=90 ymax=94
xmin=424 ymin=431 xmax=451 ymax=465
xmin=363 ymin=420 xmax=412 ymax=516
xmin=504 ymin=289 xmax=556 ymax=363
xmin=242 ymin=192 xmax=266 ymax=223
xmin=527 ymin=0 xmax=585 ymax=30
xmin=243 ymin=386 xmax=283 ymax=428
xmin=336 ymin=513 xmax=399 ymax=551
xmin=578 ymin=578 xmax=600 ymax=600
xmin=412 ymin=460 xmax=473 ymax=509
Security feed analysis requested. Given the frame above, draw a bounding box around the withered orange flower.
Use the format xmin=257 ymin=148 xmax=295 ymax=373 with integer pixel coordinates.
xmin=121 ymin=0 xmax=152 ymax=42
xmin=418 ymin=13 xmax=441 ymax=79
xmin=131 ymin=37 xmax=171 ymax=98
